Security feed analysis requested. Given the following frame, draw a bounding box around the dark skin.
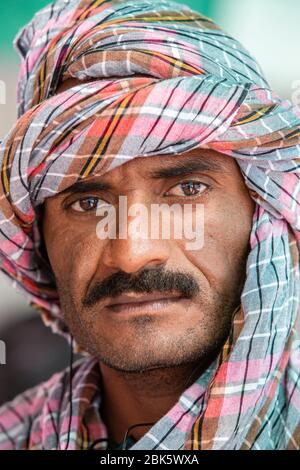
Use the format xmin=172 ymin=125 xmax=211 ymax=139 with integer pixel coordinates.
xmin=42 ymin=147 xmax=255 ymax=444
xmin=42 ymin=77 xmax=255 ymax=445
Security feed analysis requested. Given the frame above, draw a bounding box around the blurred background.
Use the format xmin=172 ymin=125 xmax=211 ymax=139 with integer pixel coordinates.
xmin=0 ymin=0 xmax=299 ymax=404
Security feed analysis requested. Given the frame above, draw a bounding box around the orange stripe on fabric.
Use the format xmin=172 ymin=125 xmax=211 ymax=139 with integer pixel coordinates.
xmin=82 ymin=93 xmax=133 ymax=177
xmin=139 ymin=49 xmax=205 ymax=75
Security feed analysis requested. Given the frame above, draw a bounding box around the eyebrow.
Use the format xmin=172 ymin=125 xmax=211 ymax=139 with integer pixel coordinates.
xmin=149 ymin=155 xmax=226 ymax=179
xmin=60 ymin=154 xmax=226 ymax=195
xmin=60 ymin=180 xmax=112 ymax=195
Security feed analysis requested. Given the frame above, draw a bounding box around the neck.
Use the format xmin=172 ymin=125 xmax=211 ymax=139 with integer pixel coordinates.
xmin=98 ymin=360 xmax=207 ymax=444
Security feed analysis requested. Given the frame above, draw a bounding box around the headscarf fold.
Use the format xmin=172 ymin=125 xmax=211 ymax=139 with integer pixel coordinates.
xmin=0 ymin=0 xmax=299 ymax=450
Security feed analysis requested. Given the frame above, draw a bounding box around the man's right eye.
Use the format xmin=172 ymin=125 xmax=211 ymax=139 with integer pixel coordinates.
xmin=70 ymin=197 xmax=101 ymax=212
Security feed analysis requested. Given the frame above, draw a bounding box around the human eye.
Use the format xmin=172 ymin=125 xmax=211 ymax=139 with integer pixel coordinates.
xmin=165 ymin=180 xmax=209 ymax=197
xmin=69 ymin=196 xmax=106 ymax=212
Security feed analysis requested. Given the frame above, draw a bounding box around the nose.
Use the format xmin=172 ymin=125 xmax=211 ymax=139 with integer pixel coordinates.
xmin=102 ymin=236 xmax=171 ymax=274
xmin=99 ymin=189 xmax=173 ymax=273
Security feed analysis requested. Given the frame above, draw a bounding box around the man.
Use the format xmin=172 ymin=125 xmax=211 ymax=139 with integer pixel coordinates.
xmin=0 ymin=0 xmax=299 ymax=450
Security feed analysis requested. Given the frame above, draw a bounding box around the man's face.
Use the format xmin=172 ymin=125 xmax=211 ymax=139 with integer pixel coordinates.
xmin=42 ymin=149 xmax=255 ymax=372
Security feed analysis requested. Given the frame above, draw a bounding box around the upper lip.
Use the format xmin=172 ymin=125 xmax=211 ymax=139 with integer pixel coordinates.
xmin=106 ymin=291 xmax=183 ymax=307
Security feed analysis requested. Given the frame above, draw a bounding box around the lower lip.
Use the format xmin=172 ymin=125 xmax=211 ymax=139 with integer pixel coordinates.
xmin=105 ymin=297 xmax=186 ymax=315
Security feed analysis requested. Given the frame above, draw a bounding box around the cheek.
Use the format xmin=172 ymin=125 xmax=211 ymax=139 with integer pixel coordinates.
xmin=44 ymin=216 xmax=104 ymax=300
xmin=181 ymin=198 xmax=253 ymax=292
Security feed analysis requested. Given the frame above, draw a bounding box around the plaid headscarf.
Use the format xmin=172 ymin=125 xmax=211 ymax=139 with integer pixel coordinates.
xmin=0 ymin=0 xmax=299 ymax=450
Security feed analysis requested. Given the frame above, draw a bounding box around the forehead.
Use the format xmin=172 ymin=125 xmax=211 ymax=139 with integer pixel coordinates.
xmin=52 ymin=148 xmax=242 ymax=200
xmin=42 ymin=147 xmax=251 ymax=218
xmin=53 ymin=81 xmax=240 ymax=183
xmin=88 ymin=148 xmax=237 ymax=181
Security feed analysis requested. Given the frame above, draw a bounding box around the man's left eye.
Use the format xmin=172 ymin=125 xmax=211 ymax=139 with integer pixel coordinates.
xmin=166 ymin=181 xmax=208 ymax=197
xmin=70 ymin=197 xmax=102 ymax=212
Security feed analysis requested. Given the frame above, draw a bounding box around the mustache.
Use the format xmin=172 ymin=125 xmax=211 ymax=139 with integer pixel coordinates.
xmin=83 ymin=266 xmax=200 ymax=308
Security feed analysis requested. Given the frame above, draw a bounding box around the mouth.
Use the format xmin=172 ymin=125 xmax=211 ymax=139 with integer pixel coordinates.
xmin=104 ymin=291 xmax=186 ymax=315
